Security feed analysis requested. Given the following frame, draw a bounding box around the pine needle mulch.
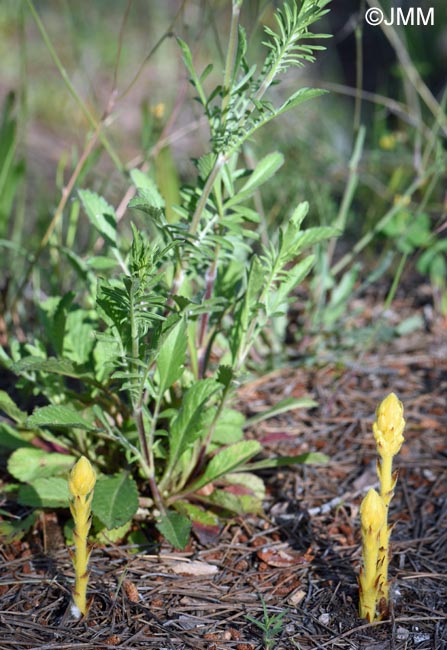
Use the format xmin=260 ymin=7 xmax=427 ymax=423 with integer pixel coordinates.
xmin=1 ymin=297 xmax=446 ymax=650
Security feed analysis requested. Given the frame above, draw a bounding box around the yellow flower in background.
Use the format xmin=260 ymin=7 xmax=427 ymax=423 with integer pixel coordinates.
xmin=152 ymin=102 xmax=165 ymax=120
xmin=379 ymin=133 xmax=396 ymax=150
xmin=393 ymin=194 xmax=411 ymax=207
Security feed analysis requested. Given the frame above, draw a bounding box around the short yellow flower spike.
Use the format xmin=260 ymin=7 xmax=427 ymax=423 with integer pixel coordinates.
xmin=68 ymin=456 xmax=96 ymax=617
xmin=359 ymin=489 xmax=386 ymax=622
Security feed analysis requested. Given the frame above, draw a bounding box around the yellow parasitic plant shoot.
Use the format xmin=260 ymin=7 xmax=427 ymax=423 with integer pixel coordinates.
xmin=68 ymin=456 xmax=96 ymax=617
xmin=359 ymin=393 xmax=405 ymax=621
xmin=358 ymin=488 xmax=386 ymax=621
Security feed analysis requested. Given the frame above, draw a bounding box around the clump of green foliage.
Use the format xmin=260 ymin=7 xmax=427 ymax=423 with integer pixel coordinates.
xmin=1 ymin=0 xmax=333 ymax=548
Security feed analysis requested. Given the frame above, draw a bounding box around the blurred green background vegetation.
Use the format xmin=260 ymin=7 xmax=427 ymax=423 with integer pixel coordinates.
xmin=0 ymin=0 xmax=446 ymax=323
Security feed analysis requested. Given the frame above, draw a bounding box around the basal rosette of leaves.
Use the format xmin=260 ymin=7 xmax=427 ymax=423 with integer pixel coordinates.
xmin=0 ymin=0 xmax=334 ymax=549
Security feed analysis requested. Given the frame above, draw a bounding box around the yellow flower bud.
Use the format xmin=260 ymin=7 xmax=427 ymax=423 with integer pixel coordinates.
xmin=379 ymin=133 xmax=396 ymax=151
xmin=373 ymin=393 xmax=405 ymax=458
xmin=69 ymin=456 xmax=96 ymax=497
xmin=360 ymin=488 xmax=386 ymax=536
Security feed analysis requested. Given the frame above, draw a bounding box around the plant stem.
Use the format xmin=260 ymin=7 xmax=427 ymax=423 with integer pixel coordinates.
xmin=236 ymin=258 xmax=278 ymax=371
xmin=221 ymin=1 xmax=243 ymax=118
xmin=128 ymin=279 xmax=165 ymax=514
xmin=197 ymin=255 xmax=219 ymax=377
xmin=190 ymin=152 xmax=226 ymax=235
xmin=192 ymin=3 xmax=242 ymax=367
xmin=376 ymin=453 xmax=394 ymax=602
xmin=369 ymin=0 xmax=447 ymax=136
xmin=353 ymin=1 xmax=365 ymax=134
xmin=135 ymin=405 xmax=165 ymax=515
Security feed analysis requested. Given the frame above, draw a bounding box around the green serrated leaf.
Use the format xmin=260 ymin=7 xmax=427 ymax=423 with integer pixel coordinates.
xmin=95 ymin=520 xmax=132 ymax=544
xmin=225 ymin=472 xmax=266 ymax=500
xmin=225 ymin=152 xmax=284 ymax=208
xmin=230 ymin=255 xmax=264 ymax=360
xmin=157 ymin=318 xmax=187 ymax=394
xmin=156 ymin=510 xmax=191 ymax=549
xmin=11 ymin=356 xmax=91 ymax=380
xmin=0 ymin=390 xmax=27 ymax=423
xmin=177 ymin=37 xmax=207 ymax=106
xmin=294 ymin=226 xmax=338 ymax=252
xmin=244 ymin=451 xmax=329 ymax=471
xmin=18 ymin=477 xmax=70 ymax=508
xmin=155 ymin=145 xmax=181 ymax=223
xmin=174 ymin=501 xmax=220 ymax=528
xmin=216 ymin=365 xmax=234 ymax=388
xmin=86 ymin=255 xmax=118 ymax=271
xmin=7 ymin=448 xmax=76 ymax=481
xmin=130 ymin=168 xmax=165 ymax=210
xmin=92 ymin=472 xmax=139 ymax=529
xmin=165 ymin=379 xmax=221 ymax=475
xmin=244 ymin=396 xmax=317 ymax=427
xmin=280 ymin=255 xmax=315 ymax=293
xmin=189 ymin=440 xmax=262 ymax=492
xmin=277 ymin=88 xmax=327 ymax=116
xmin=204 ymin=488 xmax=262 ymax=515
xmin=39 ymin=292 xmax=75 ymax=356
xmin=212 ymin=408 xmax=245 ymax=444
xmin=128 ymin=196 xmax=164 ymax=220
xmin=197 ymin=153 xmax=217 ymax=182
xmin=290 ymin=201 xmax=309 ymax=229
xmin=0 ymin=422 xmax=33 ymax=450
xmin=78 ymin=189 xmax=117 ymax=246
xmin=27 ymin=405 xmax=96 ymax=431
xmin=63 ymin=310 xmax=95 ymax=365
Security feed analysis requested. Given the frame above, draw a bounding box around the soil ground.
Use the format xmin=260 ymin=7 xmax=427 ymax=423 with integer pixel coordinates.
xmin=1 ymin=283 xmax=446 ymax=650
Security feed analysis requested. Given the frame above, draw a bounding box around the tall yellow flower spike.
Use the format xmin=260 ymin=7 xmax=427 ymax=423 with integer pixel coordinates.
xmin=358 ymin=488 xmax=386 ymax=621
xmin=358 ymin=393 xmax=405 ymax=622
xmin=374 ymin=393 xmax=405 ymax=606
xmin=68 ymin=456 xmax=96 ymax=617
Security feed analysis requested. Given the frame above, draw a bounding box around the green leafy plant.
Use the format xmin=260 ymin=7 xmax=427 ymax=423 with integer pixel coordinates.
xmin=1 ymin=0 xmax=332 ymax=548
xmin=246 ymin=597 xmax=288 ymax=650
xmin=381 ymin=207 xmax=447 ymax=314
